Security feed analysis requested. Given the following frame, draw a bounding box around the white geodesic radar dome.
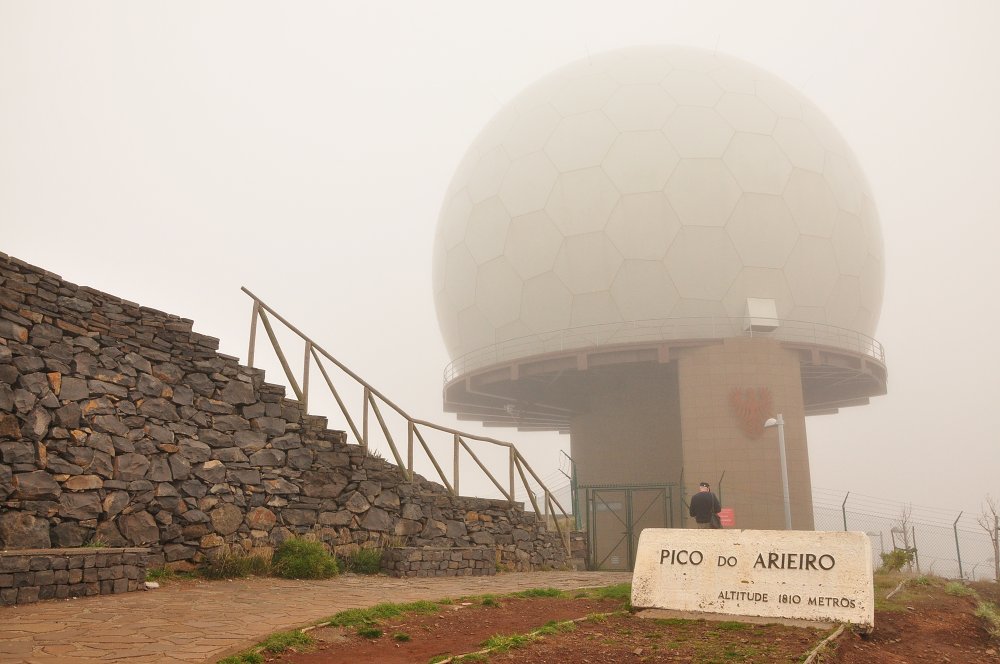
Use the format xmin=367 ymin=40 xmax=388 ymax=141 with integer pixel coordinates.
xmin=433 ymin=46 xmax=884 ymax=363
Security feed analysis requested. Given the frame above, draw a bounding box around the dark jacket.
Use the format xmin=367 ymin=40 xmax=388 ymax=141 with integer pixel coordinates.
xmin=689 ymin=490 xmax=721 ymax=523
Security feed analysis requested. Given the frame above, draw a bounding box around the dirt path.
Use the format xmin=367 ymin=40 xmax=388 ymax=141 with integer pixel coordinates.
xmin=265 ymin=577 xmax=1000 ymax=664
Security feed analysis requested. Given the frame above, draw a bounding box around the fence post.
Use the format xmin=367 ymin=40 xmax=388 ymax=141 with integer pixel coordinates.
xmin=509 ymin=447 xmax=516 ymax=505
xmin=996 ymin=515 xmax=1000 ymax=583
xmin=842 ymin=492 xmax=850 ymax=531
xmin=406 ymin=421 xmax=414 ymax=482
xmin=953 ymin=511 xmax=963 ymax=579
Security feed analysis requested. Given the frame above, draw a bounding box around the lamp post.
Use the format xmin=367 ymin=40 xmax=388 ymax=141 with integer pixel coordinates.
xmin=763 ymin=413 xmax=792 ymax=530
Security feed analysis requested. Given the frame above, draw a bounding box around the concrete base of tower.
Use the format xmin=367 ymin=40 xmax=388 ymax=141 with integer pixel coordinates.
xmin=570 ymin=337 xmax=815 ymax=532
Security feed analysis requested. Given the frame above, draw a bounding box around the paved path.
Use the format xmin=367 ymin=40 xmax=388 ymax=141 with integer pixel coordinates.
xmin=0 ymin=571 xmax=632 ymax=663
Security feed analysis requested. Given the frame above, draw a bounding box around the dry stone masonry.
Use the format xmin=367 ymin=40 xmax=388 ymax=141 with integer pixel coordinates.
xmin=0 ymin=253 xmax=567 ymax=603
xmin=0 ymin=547 xmax=149 ymax=605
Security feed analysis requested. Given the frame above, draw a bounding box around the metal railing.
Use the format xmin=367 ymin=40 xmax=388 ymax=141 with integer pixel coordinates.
xmin=444 ymin=316 xmax=886 ymax=382
xmin=242 ymin=287 xmax=572 ymax=557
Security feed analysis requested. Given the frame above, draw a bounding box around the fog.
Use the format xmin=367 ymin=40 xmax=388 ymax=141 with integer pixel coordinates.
xmin=2 ymin=1 xmax=998 ymax=522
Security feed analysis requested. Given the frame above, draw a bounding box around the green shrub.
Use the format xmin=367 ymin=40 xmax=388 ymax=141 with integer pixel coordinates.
xmin=976 ymin=601 xmax=1000 ymax=638
xmin=944 ymin=582 xmax=974 ymax=597
xmin=878 ymin=548 xmax=916 ymax=572
xmin=356 ymin=626 xmax=382 ymax=639
xmin=272 ymin=539 xmax=339 ymax=579
xmin=344 ymin=547 xmax=384 ymax=575
xmin=201 ymin=551 xmax=273 ymax=580
xmin=392 ymin=632 xmax=411 ymax=642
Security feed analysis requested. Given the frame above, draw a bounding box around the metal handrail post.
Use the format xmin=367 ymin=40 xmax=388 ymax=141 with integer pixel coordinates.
xmin=248 ymin=301 xmax=259 ymax=368
xmin=407 ymin=420 xmax=414 ymax=481
xmin=453 ymin=433 xmax=460 ymax=496
xmin=302 ymin=341 xmax=311 ymax=412
xmin=842 ymin=492 xmax=850 ymax=531
xmin=362 ymin=387 xmax=370 ymax=453
xmin=509 ymin=446 xmax=515 ymax=505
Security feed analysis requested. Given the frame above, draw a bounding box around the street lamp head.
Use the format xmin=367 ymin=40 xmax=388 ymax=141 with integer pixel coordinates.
xmin=764 ymin=417 xmax=778 ymax=429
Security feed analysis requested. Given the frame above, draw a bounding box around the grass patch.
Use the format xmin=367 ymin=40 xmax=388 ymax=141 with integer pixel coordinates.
xmin=481 ymin=633 xmax=532 ymax=652
xmin=218 ymin=629 xmax=312 ymax=663
xmin=356 ymin=626 xmax=383 ymax=639
xmin=481 ymin=595 xmax=500 ymax=607
xmin=217 ymin=654 xmax=263 ymax=664
xmin=272 ymin=538 xmax=338 ymax=579
xmin=716 ymin=621 xmax=749 ymax=631
xmin=653 ymin=617 xmax=692 ymax=626
xmin=200 ymin=550 xmax=272 ymax=580
xmin=945 ymin=582 xmax=975 ymax=597
xmin=83 ymin=537 xmax=110 ymax=548
xmin=325 ymin=600 xmax=440 ymax=627
xmin=976 ymin=601 xmax=1000 ymax=638
xmin=511 ymin=587 xmax=563 ymax=598
xmin=343 ymin=546 xmax=384 ymax=575
xmin=536 ymin=620 xmax=576 ymax=635
xmin=259 ymin=630 xmax=313 ymax=654
xmin=393 ymin=632 xmax=411 ymax=642
xmin=454 ymin=655 xmax=487 ymax=663
xmin=586 ymin=612 xmax=608 ymax=623
xmin=590 ymin=583 xmax=631 ymax=601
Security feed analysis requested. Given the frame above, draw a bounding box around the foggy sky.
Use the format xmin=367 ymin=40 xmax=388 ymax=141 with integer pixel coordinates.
xmin=1 ymin=1 xmax=998 ymax=522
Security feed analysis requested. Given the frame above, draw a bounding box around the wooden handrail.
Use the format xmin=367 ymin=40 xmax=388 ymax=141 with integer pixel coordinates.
xmin=242 ymin=287 xmax=573 ymax=559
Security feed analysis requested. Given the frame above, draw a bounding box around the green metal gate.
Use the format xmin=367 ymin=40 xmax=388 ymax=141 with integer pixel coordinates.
xmin=583 ymin=484 xmax=674 ymax=571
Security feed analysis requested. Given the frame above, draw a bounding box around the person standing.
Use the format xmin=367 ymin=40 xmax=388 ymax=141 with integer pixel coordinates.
xmin=689 ymin=481 xmax=722 ymax=529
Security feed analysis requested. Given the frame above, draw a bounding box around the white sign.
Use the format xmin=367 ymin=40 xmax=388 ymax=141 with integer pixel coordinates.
xmin=631 ymin=529 xmax=874 ymax=628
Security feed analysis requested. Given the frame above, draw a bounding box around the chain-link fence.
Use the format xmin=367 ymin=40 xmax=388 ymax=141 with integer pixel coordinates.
xmin=813 ymin=488 xmax=999 ymax=582
xmin=539 ymin=472 xmax=999 ymax=581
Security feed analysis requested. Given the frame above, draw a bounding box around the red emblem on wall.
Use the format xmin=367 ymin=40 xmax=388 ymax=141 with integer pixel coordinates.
xmin=728 ymin=387 xmax=774 ymax=439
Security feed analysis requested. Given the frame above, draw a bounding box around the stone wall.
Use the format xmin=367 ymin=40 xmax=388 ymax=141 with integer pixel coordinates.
xmin=0 ymin=253 xmax=567 ymax=572
xmin=381 ymin=546 xmax=495 ymax=578
xmin=0 ymin=547 xmax=149 ymax=605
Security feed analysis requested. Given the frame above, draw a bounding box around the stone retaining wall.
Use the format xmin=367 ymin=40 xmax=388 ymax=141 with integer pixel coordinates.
xmin=381 ymin=546 xmax=495 ymax=578
xmin=0 ymin=546 xmax=149 ymax=605
xmin=0 ymin=253 xmax=567 ymax=578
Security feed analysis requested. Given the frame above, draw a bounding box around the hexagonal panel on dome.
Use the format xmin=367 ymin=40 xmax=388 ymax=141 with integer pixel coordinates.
xmin=553 ymin=232 xmax=624 ymax=295
xmin=604 ymin=84 xmax=677 ymax=131
xmin=826 ymin=276 xmax=861 ymax=329
xmin=549 ymin=73 xmax=618 ymax=115
xmin=571 ymin=291 xmax=623 ymax=327
xmin=859 ymin=255 xmax=884 ymax=313
xmin=505 ymin=211 xmax=564 ymax=280
xmin=467 ymin=146 xmax=511 ymax=203
xmin=465 ymin=197 xmax=511 ymax=265
xmin=661 ymin=70 xmax=724 ymax=106
xmin=670 ymin=298 xmax=729 ymax=319
xmin=503 ymin=104 xmax=562 ymax=159
xmin=475 ymin=258 xmax=524 ymax=328
xmin=756 ymin=77 xmax=803 ymax=118
xmin=438 ymin=189 xmax=473 ymax=250
xmin=544 ymin=110 xmax=619 ymax=171
xmin=664 ymin=159 xmax=741 ymax=227
xmin=715 ymin=93 xmax=777 ymax=134
xmin=602 ymin=131 xmax=679 ymax=194
xmin=546 ymin=167 xmax=621 ymax=236
xmin=726 ymin=193 xmax=798 ymax=269
xmin=709 ymin=65 xmax=757 ymax=94
xmin=605 ymin=192 xmax=681 ymax=260
xmin=610 ymin=259 xmax=679 ymax=320
xmin=499 ymin=152 xmax=559 ymax=216
xmin=772 ymin=117 xmax=825 ymax=173
xmin=457 ymin=306 xmax=496 ymax=354
xmin=783 ymin=169 xmax=839 ymax=238
xmin=831 ymin=212 xmax=867 ymax=276
xmin=721 ymin=267 xmax=794 ymax=319
xmin=521 ymin=272 xmax=573 ymax=334
xmin=784 ymin=236 xmax=840 ymax=308
xmin=824 ymin=152 xmax=862 ymax=214
xmin=443 ymin=245 xmax=478 ymax=310
xmin=724 ymin=133 xmax=793 ymax=195
xmin=666 ymin=227 xmax=742 ymax=300
xmin=663 ymin=106 xmax=735 ymax=158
